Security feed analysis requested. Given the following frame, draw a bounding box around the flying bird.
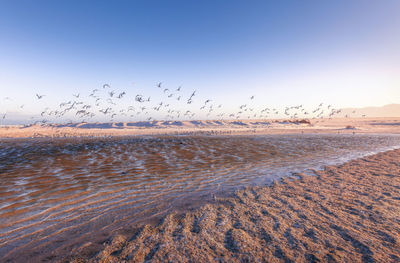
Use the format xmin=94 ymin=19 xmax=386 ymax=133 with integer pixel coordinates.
xmin=117 ymin=92 xmax=126 ymax=99
xmin=135 ymin=95 xmax=144 ymax=102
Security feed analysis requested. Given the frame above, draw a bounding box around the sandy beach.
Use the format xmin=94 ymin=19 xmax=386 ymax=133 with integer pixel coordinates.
xmin=60 ymin=147 xmax=400 ymax=263
xmin=1 ymin=117 xmax=399 ymax=138
xmin=1 ymin=119 xmax=399 ymax=262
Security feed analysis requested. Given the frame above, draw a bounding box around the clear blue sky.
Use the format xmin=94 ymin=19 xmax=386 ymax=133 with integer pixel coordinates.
xmin=0 ymin=0 xmax=399 ymax=122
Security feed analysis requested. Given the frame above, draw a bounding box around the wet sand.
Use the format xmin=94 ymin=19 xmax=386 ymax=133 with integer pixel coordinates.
xmin=67 ymin=148 xmax=400 ymax=263
xmin=1 ymin=119 xmax=400 ymax=262
xmin=3 ymin=134 xmax=399 ymax=263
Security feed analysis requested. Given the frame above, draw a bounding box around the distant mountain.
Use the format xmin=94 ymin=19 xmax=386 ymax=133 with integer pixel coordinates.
xmin=338 ymin=104 xmax=400 ymax=118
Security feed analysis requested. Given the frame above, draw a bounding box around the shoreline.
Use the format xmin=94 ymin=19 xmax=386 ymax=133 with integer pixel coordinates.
xmin=62 ymin=148 xmax=400 ymax=262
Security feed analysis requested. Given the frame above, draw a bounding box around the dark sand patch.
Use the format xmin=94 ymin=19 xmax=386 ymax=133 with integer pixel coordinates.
xmin=63 ymin=149 xmax=400 ymax=262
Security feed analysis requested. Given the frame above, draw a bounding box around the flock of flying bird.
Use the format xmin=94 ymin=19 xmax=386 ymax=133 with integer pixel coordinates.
xmin=1 ymin=83 xmax=362 ymax=125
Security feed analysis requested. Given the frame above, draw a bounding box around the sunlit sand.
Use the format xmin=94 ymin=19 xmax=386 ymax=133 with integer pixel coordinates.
xmin=0 ymin=118 xmax=399 ymax=262
xmin=1 ymin=117 xmax=399 ymax=138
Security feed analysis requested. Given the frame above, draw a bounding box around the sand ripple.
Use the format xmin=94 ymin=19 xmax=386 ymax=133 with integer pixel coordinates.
xmin=0 ymin=134 xmax=399 ymax=261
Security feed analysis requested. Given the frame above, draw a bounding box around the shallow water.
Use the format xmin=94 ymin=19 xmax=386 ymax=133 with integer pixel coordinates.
xmin=0 ymin=134 xmax=399 ymax=259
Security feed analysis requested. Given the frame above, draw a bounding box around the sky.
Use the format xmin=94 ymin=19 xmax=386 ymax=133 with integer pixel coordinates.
xmin=0 ymin=0 xmax=399 ymax=123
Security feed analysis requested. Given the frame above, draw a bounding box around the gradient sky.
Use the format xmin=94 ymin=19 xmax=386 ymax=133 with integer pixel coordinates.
xmin=0 ymin=0 xmax=399 ymax=122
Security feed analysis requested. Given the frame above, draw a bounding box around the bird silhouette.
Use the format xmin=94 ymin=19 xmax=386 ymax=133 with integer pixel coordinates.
xmin=117 ymin=92 xmax=126 ymax=99
xmin=135 ymin=95 xmax=144 ymax=102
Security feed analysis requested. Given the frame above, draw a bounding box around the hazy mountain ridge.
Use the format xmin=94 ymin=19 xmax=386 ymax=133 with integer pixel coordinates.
xmin=338 ymin=104 xmax=400 ymax=117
